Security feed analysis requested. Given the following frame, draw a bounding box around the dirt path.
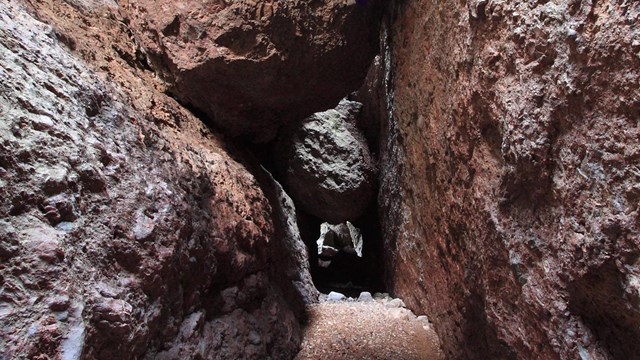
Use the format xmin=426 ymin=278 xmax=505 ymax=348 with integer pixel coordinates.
xmin=296 ymin=293 xmax=444 ymax=360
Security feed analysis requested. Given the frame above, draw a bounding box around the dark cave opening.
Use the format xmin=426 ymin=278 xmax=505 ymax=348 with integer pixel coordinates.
xmin=297 ymin=200 xmax=386 ymax=298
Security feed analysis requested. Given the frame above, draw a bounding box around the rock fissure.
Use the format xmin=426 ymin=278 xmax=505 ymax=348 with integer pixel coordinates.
xmin=2 ymin=0 xmax=640 ymax=359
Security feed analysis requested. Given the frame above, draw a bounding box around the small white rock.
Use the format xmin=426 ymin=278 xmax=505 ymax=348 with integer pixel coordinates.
xmin=386 ymin=298 xmax=406 ymax=308
xmin=357 ymin=291 xmax=373 ymax=302
xmin=373 ymin=292 xmax=389 ymax=300
xmin=389 ymin=308 xmax=411 ymax=320
xmin=327 ymin=291 xmax=346 ymax=301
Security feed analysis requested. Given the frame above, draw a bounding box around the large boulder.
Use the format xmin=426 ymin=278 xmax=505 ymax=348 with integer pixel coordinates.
xmin=277 ymin=100 xmax=376 ymax=224
xmin=0 ymin=2 xmax=315 ymax=359
xmin=126 ymin=0 xmax=382 ymax=142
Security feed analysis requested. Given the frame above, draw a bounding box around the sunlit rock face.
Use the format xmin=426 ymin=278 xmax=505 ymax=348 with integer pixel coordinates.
xmin=377 ymin=1 xmax=640 ymax=359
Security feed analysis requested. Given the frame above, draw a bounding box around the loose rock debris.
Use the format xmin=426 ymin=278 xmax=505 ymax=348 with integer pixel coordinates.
xmin=296 ymin=292 xmax=444 ymax=360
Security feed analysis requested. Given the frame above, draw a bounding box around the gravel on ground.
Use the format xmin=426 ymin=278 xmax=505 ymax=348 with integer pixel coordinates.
xmin=295 ymin=293 xmax=444 ymax=360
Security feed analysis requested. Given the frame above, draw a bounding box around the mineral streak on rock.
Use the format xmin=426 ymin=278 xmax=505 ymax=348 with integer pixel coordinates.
xmin=378 ymin=0 xmax=640 ymax=359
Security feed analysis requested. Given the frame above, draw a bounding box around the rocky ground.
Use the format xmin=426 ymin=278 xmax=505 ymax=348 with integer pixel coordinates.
xmin=296 ymin=292 xmax=443 ymax=360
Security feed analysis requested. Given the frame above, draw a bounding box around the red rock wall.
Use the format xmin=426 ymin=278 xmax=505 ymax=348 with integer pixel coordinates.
xmin=379 ymin=0 xmax=640 ymax=359
xmin=0 ymin=1 xmax=316 ymax=358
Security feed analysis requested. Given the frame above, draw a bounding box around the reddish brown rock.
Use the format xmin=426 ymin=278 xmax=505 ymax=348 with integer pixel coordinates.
xmin=125 ymin=0 xmax=382 ymax=142
xmin=0 ymin=1 xmax=316 ymax=359
xmin=378 ymin=1 xmax=640 ymax=359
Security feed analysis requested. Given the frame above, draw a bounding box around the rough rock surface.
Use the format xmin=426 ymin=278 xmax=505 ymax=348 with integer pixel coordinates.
xmin=0 ymin=1 xmax=315 ymax=358
xmin=352 ymin=54 xmax=386 ymax=156
xmin=379 ymin=1 xmax=640 ymax=359
xmin=278 ymin=100 xmax=376 ymax=223
xmin=125 ymin=0 xmax=382 ymax=142
xmin=263 ymin=168 xmax=320 ymax=308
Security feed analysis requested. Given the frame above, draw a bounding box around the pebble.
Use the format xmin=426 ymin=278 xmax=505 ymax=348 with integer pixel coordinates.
xmin=31 ymin=114 xmax=55 ymax=131
xmin=373 ymin=292 xmax=389 ymax=300
xmin=389 ymin=307 xmax=412 ymax=320
xmin=357 ymin=291 xmax=373 ymax=302
xmin=327 ymin=291 xmax=346 ymax=302
xmin=386 ymin=298 xmax=406 ymax=308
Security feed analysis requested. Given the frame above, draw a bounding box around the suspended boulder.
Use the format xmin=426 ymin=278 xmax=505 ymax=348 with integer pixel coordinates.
xmin=277 ymin=100 xmax=376 ymax=223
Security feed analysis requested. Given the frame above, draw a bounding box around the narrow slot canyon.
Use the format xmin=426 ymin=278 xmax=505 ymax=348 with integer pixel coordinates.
xmin=1 ymin=0 xmax=639 ymax=359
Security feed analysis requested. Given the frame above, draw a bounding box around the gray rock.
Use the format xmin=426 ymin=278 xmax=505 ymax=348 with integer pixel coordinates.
xmin=61 ymin=323 xmax=85 ymax=360
xmin=277 ymin=99 xmax=375 ymax=223
xmin=316 ymin=221 xmax=364 ymax=258
xmin=386 ymin=298 xmax=406 ymax=308
xmin=248 ymin=330 xmax=261 ymax=345
xmin=178 ymin=312 xmax=203 ymax=341
xmin=374 ymin=292 xmax=390 ymax=300
xmin=327 ymin=291 xmax=346 ymax=302
xmin=56 ymin=222 xmax=76 ymax=232
xmin=133 ymin=210 xmax=155 ymax=242
xmin=31 ymin=114 xmax=55 ymax=131
xmin=357 ymin=291 xmax=373 ymax=302
xmin=55 ymin=311 xmax=69 ymax=322
xmin=263 ymin=167 xmax=319 ymax=307
xmin=61 ymin=303 xmax=86 ymax=360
